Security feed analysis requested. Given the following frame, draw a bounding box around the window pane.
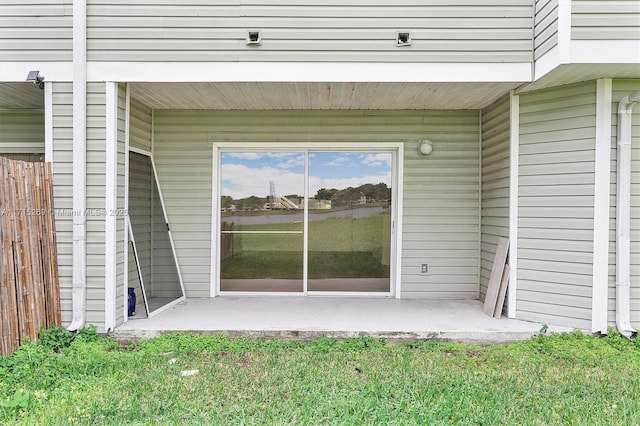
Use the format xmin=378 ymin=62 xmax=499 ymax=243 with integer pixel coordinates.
xmin=219 ymin=151 xmax=304 ymax=292
xmin=307 ymin=152 xmax=392 ymax=292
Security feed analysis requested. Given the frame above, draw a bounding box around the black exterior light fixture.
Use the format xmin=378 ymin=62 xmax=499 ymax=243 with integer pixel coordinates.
xmin=26 ymin=70 xmax=45 ymax=89
xmin=246 ymin=30 xmax=262 ymax=45
xmin=396 ymin=31 xmax=412 ymax=47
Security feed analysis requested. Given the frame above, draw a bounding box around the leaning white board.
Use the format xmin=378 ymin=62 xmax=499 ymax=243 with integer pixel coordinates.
xmin=493 ymin=264 xmax=510 ymax=319
xmin=483 ymin=237 xmax=510 ymax=317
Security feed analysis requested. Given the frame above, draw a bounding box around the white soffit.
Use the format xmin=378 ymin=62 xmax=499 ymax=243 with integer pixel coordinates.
xmin=130 ymin=81 xmax=523 ymax=110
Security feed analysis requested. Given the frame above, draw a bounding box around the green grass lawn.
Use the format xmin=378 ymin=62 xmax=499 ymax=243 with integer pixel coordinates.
xmin=222 ymin=212 xmax=390 ymax=279
xmin=1 ymin=327 xmax=639 ymax=425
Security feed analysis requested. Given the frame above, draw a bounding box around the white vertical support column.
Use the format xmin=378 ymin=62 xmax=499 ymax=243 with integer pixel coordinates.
xmin=477 ymin=110 xmax=483 ymax=300
xmin=592 ymin=79 xmax=613 ymax=334
xmin=44 ymin=82 xmax=53 ymax=166
xmin=508 ymin=92 xmax=520 ymax=319
xmin=150 ymin=110 xmax=155 ymax=291
xmin=558 ymin=0 xmax=572 ymax=64
xmin=104 ymin=82 xmax=118 ymax=331
xmin=394 ymin=144 xmax=405 ymax=299
xmin=123 ymin=83 xmax=131 ymax=322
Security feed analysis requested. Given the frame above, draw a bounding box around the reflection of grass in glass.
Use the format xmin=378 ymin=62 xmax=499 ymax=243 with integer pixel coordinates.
xmin=221 ymin=213 xmax=391 ymax=279
xmin=308 ymin=251 xmax=389 ymax=279
xmin=221 ymin=251 xmax=303 ymax=279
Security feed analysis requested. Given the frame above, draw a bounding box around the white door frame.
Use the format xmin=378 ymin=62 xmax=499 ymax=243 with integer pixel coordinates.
xmin=210 ymin=142 xmax=404 ymax=298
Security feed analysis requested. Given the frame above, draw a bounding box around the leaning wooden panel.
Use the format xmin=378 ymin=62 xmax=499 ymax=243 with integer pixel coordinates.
xmin=493 ymin=264 xmax=510 ymax=319
xmin=482 ymin=237 xmax=510 ymax=317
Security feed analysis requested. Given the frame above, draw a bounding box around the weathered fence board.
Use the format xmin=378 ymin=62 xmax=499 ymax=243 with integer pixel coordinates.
xmin=0 ymin=157 xmax=60 ymax=355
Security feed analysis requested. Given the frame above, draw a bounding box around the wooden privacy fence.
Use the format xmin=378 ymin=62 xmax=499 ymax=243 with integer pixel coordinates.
xmin=0 ymin=157 xmax=60 ymax=355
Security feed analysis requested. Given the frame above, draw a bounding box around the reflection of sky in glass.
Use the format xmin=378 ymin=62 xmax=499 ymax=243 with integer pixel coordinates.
xmin=221 ymin=151 xmax=392 ymax=199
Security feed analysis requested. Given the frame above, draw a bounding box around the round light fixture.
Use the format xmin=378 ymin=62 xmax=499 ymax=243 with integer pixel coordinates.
xmin=418 ymin=139 xmax=433 ymax=155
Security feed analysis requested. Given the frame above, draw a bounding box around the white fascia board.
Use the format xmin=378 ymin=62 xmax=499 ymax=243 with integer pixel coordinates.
xmin=571 ymin=40 xmax=640 ymax=64
xmin=592 ymin=78 xmax=612 ymax=334
xmin=0 ymin=62 xmax=73 ymax=82
xmin=87 ymin=62 xmax=532 ymax=83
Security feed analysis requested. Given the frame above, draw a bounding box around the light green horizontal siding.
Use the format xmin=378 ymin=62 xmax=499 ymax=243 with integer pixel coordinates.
xmin=518 ymin=81 xmax=597 ymax=330
xmin=130 ymin=99 xmax=152 ymax=152
xmin=85 ymin=82 xmax=107 ymax=331
xmin=51 ymin=82 xmax=73 ymax=325
xmin=0 ymin=109 xmax=44 ymax=153
xmin=610 ymin=79 xmax=640 ymax=330
xmin=0 ymin=0 xmax=72 ymax=61
xmin=116 ymin=83 xmax=127 ymax=326
xmin=52 ymin=82 xmax=109 ymax=332
xmin=534 ymin=0 xmax=558 ymax=60
xmin=572 ymin=0 xmax=640 ymax=40
xmin=480 ymin=95 xmax=510 ymax=305
xmin=87 ymin=0 xmax=533 ymax=63
xmin=152 ymin=109 xmax=480 ymax=299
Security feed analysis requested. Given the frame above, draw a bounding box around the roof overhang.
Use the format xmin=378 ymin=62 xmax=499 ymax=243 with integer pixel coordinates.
xmin=116 ymin=61 xmax=531 ymax=110
xmin=130 ymin=81 xmax=524 ymax=110
xmin=518 ymin=63 xmax=640 ymax=94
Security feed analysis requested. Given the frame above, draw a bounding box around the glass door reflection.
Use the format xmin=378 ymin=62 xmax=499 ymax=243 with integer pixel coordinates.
xmin=219 ymin=152 xmax=305 ymax=292
xmin=307 ymin=152 xmax=392 ymax=292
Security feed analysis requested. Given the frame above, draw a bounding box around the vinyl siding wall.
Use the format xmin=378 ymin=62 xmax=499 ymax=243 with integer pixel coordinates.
xmin=152 ymin=110 xmax=480 ymax=299
xmin=0 ymin=0 xmax=73 ymax=61
xmin=609 ymin=79 xmax=640 ymax=329
xmin=572 ymin=0 xmax=640 ymax=40
xmin=0 ymin=109 xmax=44 ymax=153
xmin=129 ymin=99 xmax=152 ymax=152
xmin=86 ymin=0 xmax=533 ymax=63
xmin=534 ymin=0 xmax=559 ymax=60
xmin=85 ymin=82 xmax=107 ymax=330
xmin=480 ymin=95 xmax=510 ymax=303
xmin=517 ymin=81 xmax=597 ymax=330
xmin=51 ymin=82 xmax=73 ymax=325
xmin=115 ymin=84 xmax=127 ymax=326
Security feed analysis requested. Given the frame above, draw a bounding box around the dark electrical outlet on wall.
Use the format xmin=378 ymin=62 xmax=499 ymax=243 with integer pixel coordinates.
xmin=420 ymin=263 xmax=429 ymax=275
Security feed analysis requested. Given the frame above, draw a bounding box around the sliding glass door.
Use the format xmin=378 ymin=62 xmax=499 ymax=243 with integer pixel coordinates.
xmin=219 ymin=152 xmax=305 ymax=292
xmin=307 ymin=152 xmax=392 ymax=292
xmin=216 ymin=146 xmax=395 ymax=294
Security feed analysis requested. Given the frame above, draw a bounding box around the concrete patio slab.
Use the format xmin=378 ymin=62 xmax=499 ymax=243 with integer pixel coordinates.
xmin=112 ymin=297 xmax=574 ymax=344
